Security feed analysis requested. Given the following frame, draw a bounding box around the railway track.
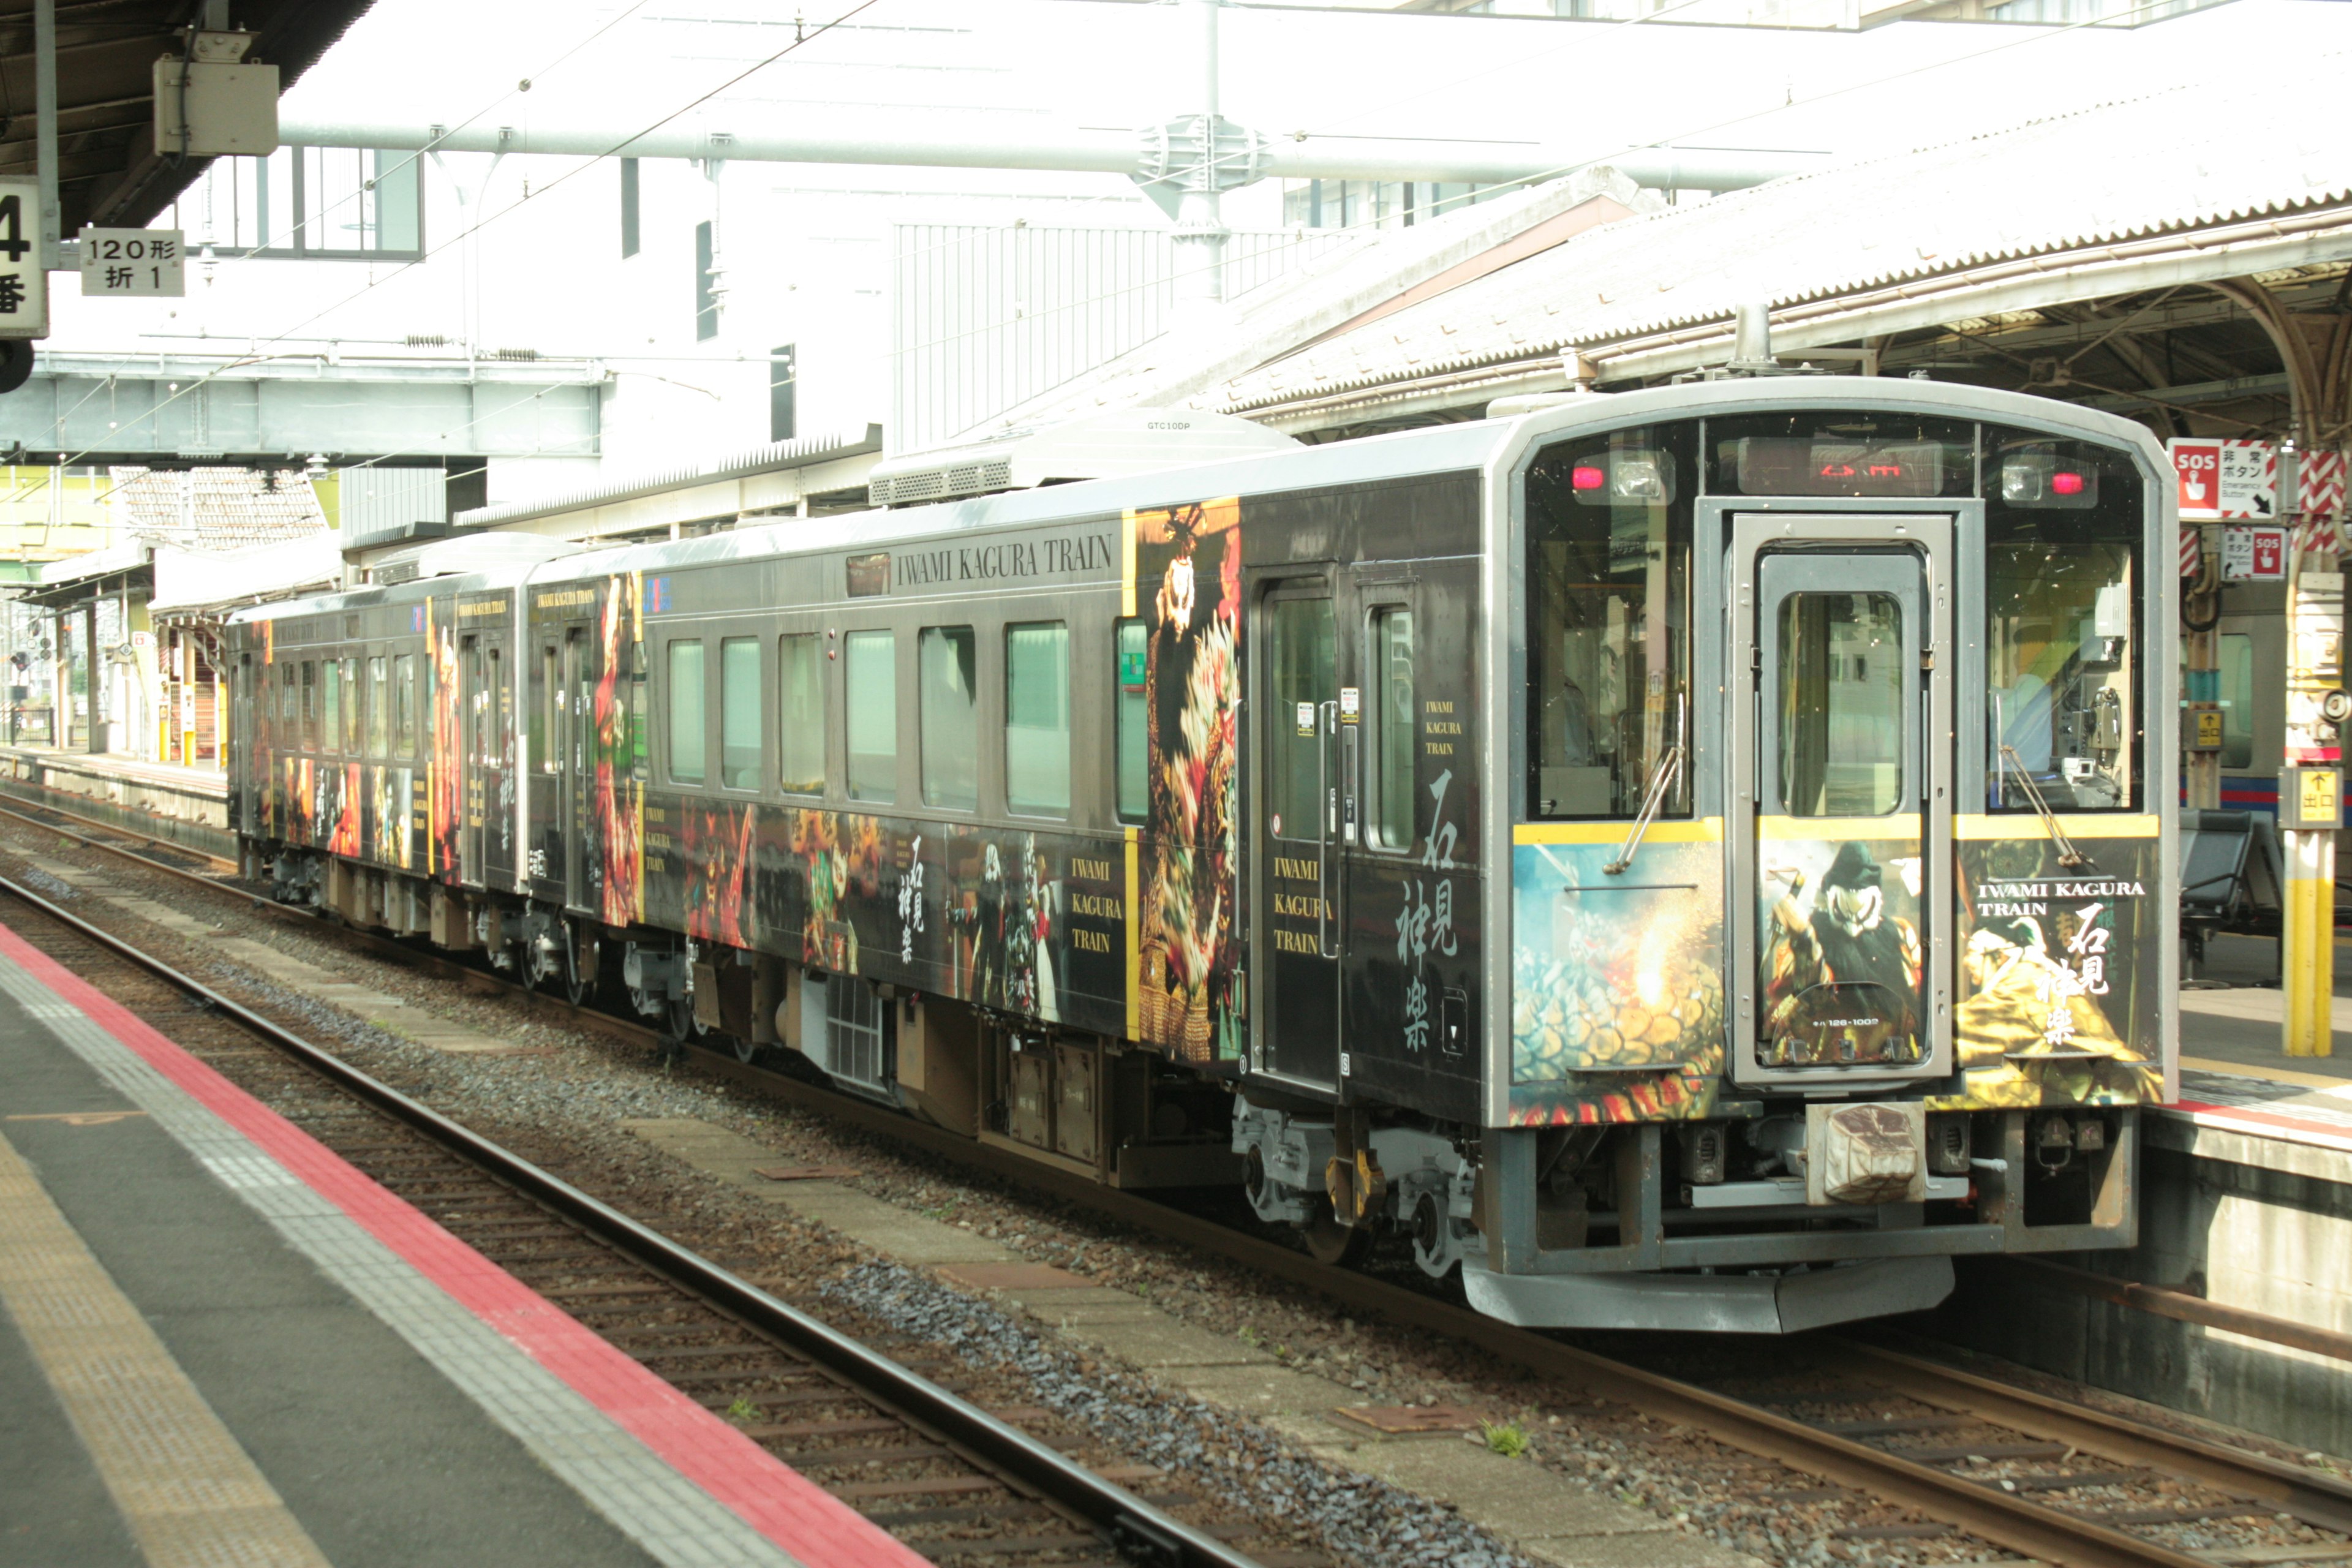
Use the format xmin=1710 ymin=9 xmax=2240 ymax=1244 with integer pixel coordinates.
xmin=6 ymin=795 xmax=2351 ymax=1567
xmin=0 ymin=864 xmax=1302 ymax=1568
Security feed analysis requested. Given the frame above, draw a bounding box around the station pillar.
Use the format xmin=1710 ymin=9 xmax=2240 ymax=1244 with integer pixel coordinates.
xmin=2280 ymin=447 xmax=2342 ymax=1058
xmin=2184 ymin=526 xmax=2222 ymax=812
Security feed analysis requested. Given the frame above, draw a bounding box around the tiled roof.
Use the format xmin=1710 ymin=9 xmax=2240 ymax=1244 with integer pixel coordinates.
xmin=107 ymin=467 xmax=331 ymax=551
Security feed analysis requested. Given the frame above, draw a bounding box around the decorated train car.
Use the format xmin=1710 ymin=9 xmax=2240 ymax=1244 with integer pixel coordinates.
xmin=225 ymin=375 xmax=2177 ymax=1332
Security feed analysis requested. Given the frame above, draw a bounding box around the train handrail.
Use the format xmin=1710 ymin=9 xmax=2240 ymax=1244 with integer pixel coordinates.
xmin=1604 ymin=696 xmax=1685 ymax=876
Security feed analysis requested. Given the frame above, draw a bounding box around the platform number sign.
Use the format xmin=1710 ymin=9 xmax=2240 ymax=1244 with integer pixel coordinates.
xmin=0 ymin=177 xmax=50 ymax=339
xmin=79 ymin=227 xmax=184 ymax=298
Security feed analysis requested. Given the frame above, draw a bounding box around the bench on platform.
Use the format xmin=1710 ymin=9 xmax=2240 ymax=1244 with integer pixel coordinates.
xmin=2179 ymin=808 xmax=2284 ymax=976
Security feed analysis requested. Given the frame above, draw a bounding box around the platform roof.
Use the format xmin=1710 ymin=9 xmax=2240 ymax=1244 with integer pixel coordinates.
xmin=0 ymin=0 xmax=376 ymax=235
xmin=998 ymin=43 xmax=2352 ymax=440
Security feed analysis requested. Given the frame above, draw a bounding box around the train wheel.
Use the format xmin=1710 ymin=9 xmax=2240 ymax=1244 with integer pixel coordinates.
xmin=562 ymin=928 xmax=596 ymax=1008
xmin=1302 ymin=1199 xmax=1371 ymax=1268
xmin=665 ymin=997 xmax=696 ymax=1043
xmin=731 ymin=1033 xmax=758 ymax=1065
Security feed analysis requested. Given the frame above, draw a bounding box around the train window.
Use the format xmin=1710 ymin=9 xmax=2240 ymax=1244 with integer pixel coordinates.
xmin=368 ymin=657 xmax=387 ymax=754
xmin=301 ymin=661 xmax=317 ymax=750
xmin=667 ymin=639 xmax=706 ymax=786
xmin=1985 ymin=429 xmax=2142 ymax=812
xmin=845 ymin=630 xmax=897 ymax=802
xmin=489 ymin=646 xmax=506 ymax=766
xmin=538 ymin=644 xmax=559 ymax=773
xmin=1525 ymin=424 xmax=1694 ymax=818
xmin=1005 ymin=621 xmax=1069 ymax=816
xmin=279 ymin=664 xmax=295 ymax=738
xmin=394 ymin=654 xmax=417 ymax=756
xmin=1266 ymin=595 xmax=1334 ymax=842
xmin=321 ymin=659 xmax=341 ymax=753
xmin=1777 ymin=592 xmax=1906 ymax=816
xmin=1114 ymin=619 xmax=1147 ymax=824
xmin=720 ymin=637 xmax=760 ymax=791
xmin=2220 ymin=633 xmax=2253 ymax=771
xmin=341 ymin=658 xmax=361 ymax=752
xmin=919 ymin=625 xmax=978 ymax=811
xmin=1368 ymin=607 xmax=1415 ymax=848
xmin=778 ymin=634 xmax=824 ymax=794
xmin=464 ymin=638 xmax=485 ymax=764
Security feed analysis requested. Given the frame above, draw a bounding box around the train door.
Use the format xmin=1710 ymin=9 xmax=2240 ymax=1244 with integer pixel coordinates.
xmin=562 ymin=626 xmax=589 ymax=895
xmin=461 ymin=633 xmax=486 ymax=883
xmin=1728 ymin=514 xmax=1954 ymax=1088
xmin=482 ymin=635 xmax=513 ymax=886
xmin=1251 ymin=576 xmax=1343 ymax=1090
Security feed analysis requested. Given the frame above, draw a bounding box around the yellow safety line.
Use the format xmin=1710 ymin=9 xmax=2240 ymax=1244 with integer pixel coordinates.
xmin=1954 ymin=813 xmax=2161 ymax=840
xmin=0 ymin=1131 xmax=332 ymax=1568
xmin=1512 ymin=818 xmax=1722 ymax=846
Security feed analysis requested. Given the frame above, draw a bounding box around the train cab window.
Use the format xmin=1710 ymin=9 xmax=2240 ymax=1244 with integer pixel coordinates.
xmin=394 ymin=654 xmax=417 ymax=756
xmin=720 ymin=637 xmax=760 ymax=791
xmin=1114 ymin=619 xmax=1147 ymax=824
xmin=667 ymin=639 xmax=706 ymax=786
xmin=321 ymin=660 xmax=341 ymax=753
xmin=845 ymin=630 xmax=897 ymax=802
xmin=1984 ymin=431 xmax=2143 ymax=812
xmin=778 ymin=633 xmax=824 ymax=795
xmin=341 ymin=658 xmax=361 ymax=753
xmin=1524 ymin=424 xmax=1694 ymax=818
xmin=1266 ymin=596 xmax=1334 ymax=842
xmin=1368 ymin=607 xmax=1415 ymax=848
xmin=368 ymin=657 xmax=387 ymax=755
xmin=1005 ymin=621 xmax=1069 ymax=816
xmin=1778 ymin=593 xmax=1906 ymax=816
xmin=919 ymin=625 xmax=978 ymax=811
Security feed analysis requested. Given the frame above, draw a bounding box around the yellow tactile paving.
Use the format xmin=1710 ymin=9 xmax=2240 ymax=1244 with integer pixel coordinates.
xmin=0 ymin=1129 xmax=334 ymax=1568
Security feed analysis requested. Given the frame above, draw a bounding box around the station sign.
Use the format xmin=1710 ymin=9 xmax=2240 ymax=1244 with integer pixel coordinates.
xmin=0 ymin=176 xmax=49 ymax=339
xmin=2221 ymin=524 xmax=2289 ymax=582
xmin=78 ymin=227 xmax=184 ymax=298
xmin=2282 ymin=766 xmax=2342 ymax=830
xmin=2169 ymin=438 xmax=2277 ymax=521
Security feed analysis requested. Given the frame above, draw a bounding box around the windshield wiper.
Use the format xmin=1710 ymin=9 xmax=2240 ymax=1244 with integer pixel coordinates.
xmin=1605 ymin=699 xmax=1686 ymax=876
xmin=1999 ymin=744 xmax=2093 ymax=871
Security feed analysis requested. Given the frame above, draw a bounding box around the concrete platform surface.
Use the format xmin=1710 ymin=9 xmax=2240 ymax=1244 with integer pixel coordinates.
xmin=0 ymin=918 xmax=914 ymax=1568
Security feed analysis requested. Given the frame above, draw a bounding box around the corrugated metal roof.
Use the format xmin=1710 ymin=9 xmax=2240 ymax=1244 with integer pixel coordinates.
xmin=451 ymin=424 xmax=885 ymax=533
xmin=107 ymin=467 xmax=332 ymax=551
xmin=1110 ymin=53 xmax=2352 ymax=420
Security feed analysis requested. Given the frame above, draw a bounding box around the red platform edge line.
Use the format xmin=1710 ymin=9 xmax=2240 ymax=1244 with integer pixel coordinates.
xmin=2173 ymin=1096 xmax=2352 ymax=1152
xmin=0 ymin=918 xmax=925 ymax=1568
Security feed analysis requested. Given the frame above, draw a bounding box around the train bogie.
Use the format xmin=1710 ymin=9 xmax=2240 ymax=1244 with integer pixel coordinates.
xmin=227 ymin=375 xmax=2177 ymax=1333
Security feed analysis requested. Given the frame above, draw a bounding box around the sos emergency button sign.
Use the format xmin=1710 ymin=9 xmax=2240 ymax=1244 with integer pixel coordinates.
xmin=2169 ymin=437 xmax=2277 ymax=521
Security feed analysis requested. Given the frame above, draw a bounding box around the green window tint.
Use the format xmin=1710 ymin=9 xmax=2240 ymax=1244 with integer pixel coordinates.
xmin=1369 ymin=608 xmax=1415 ymax=848
xmin=301 ymin=661 xmax=317 ymax=749
xmin=920 ymin=625 xmax=978 ymax=810
xmin=668 ymin=639 xmax=706 ymax=786
xmin=1267 ymin=596 xmax=1335 ymax=842
xmin=368 ymin=657 xmax=387 ymax=755
xmin=1777 ymin=592 xmax=1905 ymax=817
xmin=720 ymin=637 xmax=760 ymax=790
xmin=321 ymin=658 xmax=341 ymax=753
xmin=1115 ymin=619 xmax=1147 ymax=824
xmin=1006 ymin=622 xmax=1069 ymax=816
xmin=845 ymin=630 xmax=897 ymax=802
xmin=341 ymin=658 xmax=361 ymax=753
xmin=2220 ymin=632 xmax=2254 ymax=771
xmin=778 ymin=633 xmax=824 ymax=794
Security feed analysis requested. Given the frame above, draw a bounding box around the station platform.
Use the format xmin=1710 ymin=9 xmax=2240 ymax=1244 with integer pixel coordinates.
xmin=0 ymin=744 xmax=235 ymax=860
xmin=0 ymin=918 xmax=914 ymax=1568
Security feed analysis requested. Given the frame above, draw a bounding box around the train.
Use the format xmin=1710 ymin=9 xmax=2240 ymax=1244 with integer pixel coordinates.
xmin=226 ymin=374 xmax=2179 ymax=1334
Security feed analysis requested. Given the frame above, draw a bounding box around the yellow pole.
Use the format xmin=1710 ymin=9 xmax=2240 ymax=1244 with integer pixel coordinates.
xmin=2281 ymin=445 xmax=2341 ymax=1058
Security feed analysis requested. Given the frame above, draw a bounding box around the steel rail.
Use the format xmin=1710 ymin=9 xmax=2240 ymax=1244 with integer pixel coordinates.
xmin=0 ymin=870 xmax=1261 ymax=1568
xmin=1843 ymin=1338 xmax=2352 ymax=1534
xmin=675 ymin=1047 xmax=2256 ymax=1568
xmin=0 ymin=804 xmax=2330 ymax=1565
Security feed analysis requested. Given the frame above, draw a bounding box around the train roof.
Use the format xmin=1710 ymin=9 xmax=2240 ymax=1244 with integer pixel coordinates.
xmin=232 ymin=377 xmax=2165 ymax=626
